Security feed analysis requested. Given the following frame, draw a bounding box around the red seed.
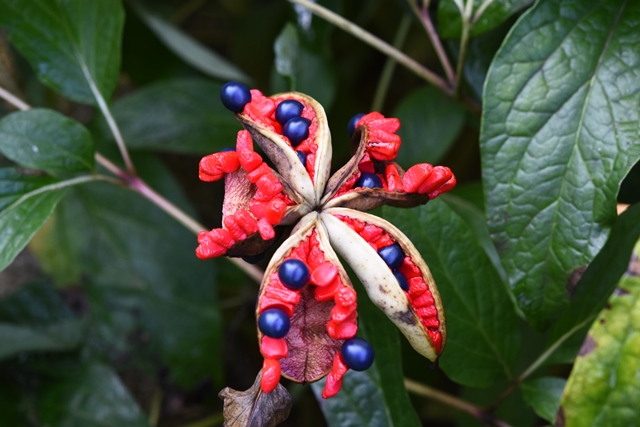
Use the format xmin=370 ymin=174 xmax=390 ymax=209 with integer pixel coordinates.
xmin=314 ymin=277 xmax=341 ymax=302
xmin=421 ymin=317 xmax=440 ymax=329
xmin=408 ymin=277 xmax=427 ymax=299
xmin=417 ymin=165 xmax=452 ymax=194
xmin=427 ymin=330 xmax=442 ymax=354
xmin=234 ymin=209 xmax=259 ymax=234
xmin=261 ymin=358 xmax=281 ymax=393
xmin=261 ymin=336 xmax=288 ymax=359
xmin=257 ymin=218 xmax=276 ymax=240
xmin=310 ymin=262 xmax=338 ymax=287
xmin=327 ymin=316 xmax=357 ymax=340
xmin=402 ymin=164 xmax=434 ymax=193
xmin=412 ymin=291 xmax=435 ymax=308
xmin=385 ymin=163 xmax=403 ymax=191
xmin=223 ymin=215 xmax=247 ymax=241
xmin=416 ymin=306 xmax=438 ymax=318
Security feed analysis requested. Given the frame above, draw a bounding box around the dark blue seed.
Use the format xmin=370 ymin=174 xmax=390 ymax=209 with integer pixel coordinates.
xmin=347 ymin=113 xmax=366 ymax=137
xmin=220 ymin=146 xmax=236 ymax=152
xmin=276 ymin=100 xmax=304 ymax=125
xmin=393 ymin=270 xmax=409 ymax=291
xmin=278 ymin=259 xmax=310 ymax=290
xmin=242 ymin=252 xmax=265 ymax=264
xmin=355 ymin=173 xmax=382 ymax=189
xmin=378 ymin=243 xmax=404 ymax=269
xmin=341 ymin=337 xmax=374 ymax=371
xmin=220 ymin=82 xmax=252 ymax=113
xmin=283 ymin=117 xmax=311 ymax=146
xmin=258 ymin=308 xmax=290 ymax=338
xmin=296 ymin=150 xmax=308 ymax=167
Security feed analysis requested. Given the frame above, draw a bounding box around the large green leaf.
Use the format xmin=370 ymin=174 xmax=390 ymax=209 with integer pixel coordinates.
xmin=558 ymin=249 xmax=640 ymax=426
xmin=0 ymin=109 xmax=94 ymax=175
xmin=43 ymin=159 xmax=221 ymax=387
xmin=131 ymin=3 xmax=251 ymax=83
xmin=0 ymin=0 xmax=124 ymax=104
xmin=438 ymin=0 xmax=533 ymax=39
xmin=549 ymin=203 xmax=640 ymax=346
xmin=0 ymin=169 xmax=80 ymax=272
xmin=481 ymin=0 xmax=640 ymax=329
xmin=0 ymin=321 xmax=82 ymax=361
xmin=392 ymin=86 xmax=466 ymax=167
xmin=35 ymin=363 xmax=149 ymax=427
xmin=521 ymin=377 xmax=566 ymax=423
xmin=312 ymin=278 xmax=421 ymax=427
xmin=93 ymin=78 xmax=241 ymax=154
xmin=383 ymin=196 xmax=520 ymax=387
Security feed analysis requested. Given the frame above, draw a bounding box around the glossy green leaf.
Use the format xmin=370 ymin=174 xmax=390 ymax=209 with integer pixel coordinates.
xmin=438 ymin=0 xmax=533 ymax=39
xmin=0 ymin=321 xmax=82 ymax=361
xmin=521 ymin=377 xmax=566 ymax=423
xmin=270 ymin=25 xmax=336 ymax=109
xmin=93 ymin=78 xmax=241 ymax=153
xmin=558 ymin=254 xmax=640 ymax=426
xmin=312 ymin=278 xmax=420 ymax=427
xmin=43 ymin=159 xmax=221 ymax=387
xmin=35 ymin=363 xmax=148 ymax=427
xmin=392 ymin=86 xmax=466 ymax=166
xmin=0 ymin=169 xmax=86 ymax=272
xmin=549 ymin=203 xmax=640 ymax=346
xmin=0 ymin=109 xmax=94 ymax=175
xmin=131 ymin=3 xmax=251 ymax=83
xmin=0 ymin=0 xmax=124 ymax=104
xmin=481 ymin=0 xmax=640 ymax=329
xmin=383 ymin=196 xmax=520 ymax=387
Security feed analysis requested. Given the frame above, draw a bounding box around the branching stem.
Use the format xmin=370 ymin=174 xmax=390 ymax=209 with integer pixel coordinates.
xmin=288 ymin=0 xmax=452 ymax=95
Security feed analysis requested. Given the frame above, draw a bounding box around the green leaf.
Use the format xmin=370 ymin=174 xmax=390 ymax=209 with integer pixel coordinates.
xmin=0 ymin=109 xmax=94 ymax=175
xmin=558 ymin=265 xmax=640 ymax=426
xmin=438 ymin=0 xmax=533 ymax=39
xmin=43 ymin=159 xmax=221 ymax=387
xmin=274 ymin=23 xmax=299 ymax=88
xmin=383 ymin=197 xmax=521 ymax=387
xmin=0 ymin=169 xmax=77 ymax=272
xmin=0 ymin=0 xmax=124 ymax=104
xmin=392 ymin=86 xmax=466 ymax=166
xmin=521 ymin=377 xmax=566 ymax=423
xmin=270 ymin=25 xmax=336 ymax=109
xmin=131 ymin=3 xmax=251 ymax=83
xmin=312 ymin=278 xmax=421 ymax=427
xmin=93 ymin=78 xmax=241 ymax=154
xmin=481 ymin=0 xmax=640 ymax=329
xmin=549 ymin=203 xmax=640 ymax=345
xmin=35 ymin=363 xmax=149 ymax=427
xmin=0 ymin=321 xmax=83 ymax=361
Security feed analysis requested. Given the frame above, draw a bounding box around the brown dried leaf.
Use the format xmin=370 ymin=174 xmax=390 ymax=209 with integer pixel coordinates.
xmin=219 ymin=370 xmax=292 ymax=427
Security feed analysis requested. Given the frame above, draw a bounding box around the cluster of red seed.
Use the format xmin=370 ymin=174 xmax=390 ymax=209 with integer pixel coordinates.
xmin=258 ymin=230 xmax=358 ymax=397
xmin=196 ymin=128 xmax=296 ymax=259
xmin=243 ymin=90 xmax=320 ymax=182
xmin=334 ymin=214 xmax=442 ymax=353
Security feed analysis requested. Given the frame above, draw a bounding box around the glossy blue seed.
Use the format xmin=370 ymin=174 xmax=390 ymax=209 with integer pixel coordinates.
xmin=278 ymin=259 xmax=310 ymax=290
xmin=378 ymin=243 xmax=404 ymax=269
xmin=220 ymin=82 xmax=252 ymax=113
xmin=296 ymin=150 xmax=308 ymax=167
xmin=258 ymin=308 xmax=291 ymax=338
xmin=220 ymin=146 xmax=236 ymax=152
xmin=283 ymin=117 xmax=311 ymax=146
xmin=347 ymin=113 xmax=366 ymax=137
xmin=355 ymin=172 xmax=383 ymax=189
xmin=276 ymin=100 xmax=304 ymax=125
xmin=341 ymin=337 xmax=374 ymax=371
xmin=393 ymin=270 xmax=409 ymax=291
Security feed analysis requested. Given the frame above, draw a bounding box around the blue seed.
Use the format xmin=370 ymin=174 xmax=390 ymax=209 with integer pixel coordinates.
xmin=276 ymin=100 xmax=305 ymax=125
xmin=283 ymin=117 xmax=311 ymax=146
xmin=341 ymin=337 xmax=374 ymax=371
xmin=258 ymin=308 xmax=290 ymax=338
xmin=378 ymin=243 xmax=404 ymax=269
xmin=296 ymin=150 xmax=308 ymax=167
xmin=355 ymin=173 xmax=383 ymax=189
xmin=278 ymin=259 xmax=310 ymax=290
xmin=220 ymin=146 xmax=236 ymax=152
xmin=347 ymin=113 xmax=366 ymax=137
xmin=393 ymin=270 xmax=409 ymax=291
xmin=220 ymin=81 xmax=252 ymax=113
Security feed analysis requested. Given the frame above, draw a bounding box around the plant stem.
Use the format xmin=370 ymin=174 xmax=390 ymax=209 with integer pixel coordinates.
xmin=408 ymin=0 xmax=456 ymax=85
xmin=179 ymin=413 xmax=224 ymax=427
xmin=94 ymin=155 xmax=265 ymax=284
xmin=454 ymin=0 xmax=474 ymax=98
xmin=288 ymin=0 xmax=452 ymax=95
xmin=371 ymin=15 xmax=412 ymax=112
xmin=148 ymin=387 xmax=163 ymax=427
xmin=0 ymin=86 xmax=30 ymax=111
xmin=473 ymin=0 xmax=496 ymax=24
xmin=405 ymin=378 xmax=513 ymax=427
xmin=487 ymin=317 xmax=593 ymax=410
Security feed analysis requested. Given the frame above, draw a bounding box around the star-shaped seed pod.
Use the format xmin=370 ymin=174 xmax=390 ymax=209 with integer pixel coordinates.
xmin=197 ymin=82 xmax=456 ymax=399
